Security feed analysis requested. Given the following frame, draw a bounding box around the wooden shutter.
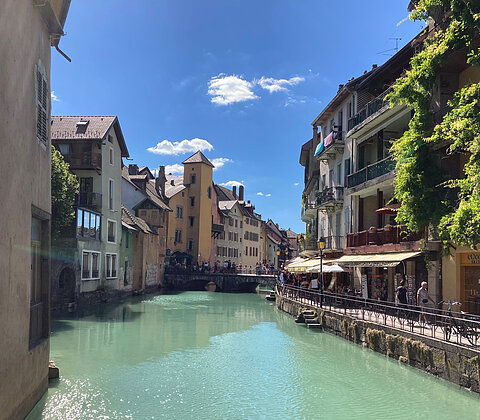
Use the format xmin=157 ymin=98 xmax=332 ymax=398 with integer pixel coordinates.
xmin=36 ymin=65 xmax=48 ymax=144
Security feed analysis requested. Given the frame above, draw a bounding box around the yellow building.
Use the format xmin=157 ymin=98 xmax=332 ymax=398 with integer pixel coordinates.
xmin=165 ymin=151 xmax=214 ymax=265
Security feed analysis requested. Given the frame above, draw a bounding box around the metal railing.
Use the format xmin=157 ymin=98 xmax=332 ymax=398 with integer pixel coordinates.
xmin=276 ymin=282 xmax=480 ymax=349
xmin=62 ymin=152 xmax=102 ymax=170
xmin=347 ymin=88 xmax=391 ymax=132
xmin=317 ymin=186 xmax=344 ymax=206
xmin=75 ymin=192 xmax=102 ymax=210
xmin=347 ymin=156 xmax=395 ymax=188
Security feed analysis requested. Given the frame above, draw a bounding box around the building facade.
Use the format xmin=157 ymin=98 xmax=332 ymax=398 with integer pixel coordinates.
xmin=165 ymin=151 xmax=214 ymax=265
xmin=51 ymin=116 xmax=129 ymax=305
xmin=0 ymin=1 xmax=70 ymax=418
xmin=122 ymin=165 xmax=171 ymax=289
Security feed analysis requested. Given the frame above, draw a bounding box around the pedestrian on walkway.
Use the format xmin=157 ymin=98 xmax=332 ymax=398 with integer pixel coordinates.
xmin=417 ymin=281 xmax=434 ymax=323
xmin=396 ymin=279 xmax=408 ymax=320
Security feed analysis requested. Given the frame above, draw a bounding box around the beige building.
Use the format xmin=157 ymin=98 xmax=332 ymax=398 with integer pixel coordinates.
xmin=0 ymin=1 xmax=70 ymax=418
xmin=51 ymin=116 xmax=129 ymax=305
xmin=215 ymin=200 xmax=244 ymax=267
xmin=165 ymin=151 xmax=214 ymax=265
xmin=241 ymin=203 xmax=261 ymax=273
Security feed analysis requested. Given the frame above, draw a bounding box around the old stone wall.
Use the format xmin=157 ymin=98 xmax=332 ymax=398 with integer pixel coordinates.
xmin=277 ymin=295 xmax=480 ymax=393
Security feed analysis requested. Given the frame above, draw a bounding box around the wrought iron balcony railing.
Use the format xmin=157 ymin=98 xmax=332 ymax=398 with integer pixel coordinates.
xmin=347 ymin=156 xmax=395 ymax=189
xmin=75 ymin=192 xmax=102 ymax=211
xmin=347 ymin=88 xmax=391 ymax=132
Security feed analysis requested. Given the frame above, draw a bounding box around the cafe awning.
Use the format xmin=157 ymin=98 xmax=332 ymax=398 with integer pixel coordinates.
xmin=329 ymin=251 xmax=422 ymax=268
xmin=286 ymin=258 xmax=320 ymax=272
xmin=307 ymin=264 xmax=344 ymax=273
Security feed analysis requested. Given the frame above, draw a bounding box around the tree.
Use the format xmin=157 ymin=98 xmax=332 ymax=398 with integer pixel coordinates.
xmin=51 ymin=146 xmax=78 ymax=240
xmin=388 ymin=0 xmax=480 ymax=249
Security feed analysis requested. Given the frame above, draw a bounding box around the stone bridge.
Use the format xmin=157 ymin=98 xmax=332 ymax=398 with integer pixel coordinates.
xmin=164 ymin=273 xmax=277 ymax=293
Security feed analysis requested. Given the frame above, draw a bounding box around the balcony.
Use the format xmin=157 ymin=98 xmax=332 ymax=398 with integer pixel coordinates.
xmin=62 ymin=152 xmax=102 ymax=171
xmin=75 ymin=192 xmax=102 ymax=211
xmin=315 ymin=130 xmax=345 ymax=160
xmin=346 ymin=225 xmax=424 ymax=248
xmin=211 ymin=223 xmax=224 ymax=238
xmin=317 ymin=186 xmax=344 ymax=209
xmin=347 ymin=89 xmax=391 ymax=132
xmin=301 ymin=203 xmax=317 ymax=223
xmin=325 ymin=235 xmax=343 ymax=250
xmin=347 ymin=156 xmax=395 ymax=189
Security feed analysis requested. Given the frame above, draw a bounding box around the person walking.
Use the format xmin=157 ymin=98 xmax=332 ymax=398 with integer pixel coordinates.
xmin=417 ymin=281 xmax=435 ymax=323
xmin=396 ymin=279 xmax=408 ymax=319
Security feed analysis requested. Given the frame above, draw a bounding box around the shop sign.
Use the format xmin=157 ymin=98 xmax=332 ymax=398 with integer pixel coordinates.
xmin=460 ymin=253 xmax=480 ymax=266
xmin=361 ymin=274 xmax=368 ymax=298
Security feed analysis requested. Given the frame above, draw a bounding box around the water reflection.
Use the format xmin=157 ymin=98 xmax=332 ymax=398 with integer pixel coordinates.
xmin=27 ymin=292 xmax=480 ymax=420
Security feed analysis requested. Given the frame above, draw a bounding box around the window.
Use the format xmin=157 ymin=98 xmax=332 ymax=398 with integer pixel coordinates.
xmin=106 ymin=253 xmax=117 ymax=278
xmin=107 ymin=219 xmax=116 ymax=243
xmin=109 ymin=179 xmax=114 ymax=210
xmin=189 ymin=216 xmax=194 ymax=227
xmin=109 ymin=147 xmax=114 ymax=165
xmin=234 ymin=232 xmax=238 ymax=242
xmin=337 ymin=163 xmax=342 ymax=186
xmin=255 ymin=248 xmax=258 ymax=257
xmin=229 ymin=218 xmax=233 ymax=226
xmin=30 ymin=216 xmax=47 ymax=347
xmin=108 ymin=134 xmax=113 ymax=143
xmin=217 ymin=246 xmax=221 ymax=256
xmin=344 ymin=158 xmax=351 ymax=184
xmin=228 ymin=232 xmax=233 ymax=241
xmin=190 ymin=196 xmax=195 ymax=207
xmin=329 ymin=169 xmax=334 ymax=188
xmin=208 ymin=186 xmax=212 ymax=199
xmin=240 ymin=221 xmax=243 ymax=228
xmin=187 ymin=239 xmax=194 ymax=251
xmin=175 ymin=229 xmax=183 ymax=243
xmin=76 ymin=209 xmax=100 ymax=240
xmin=176 ymin=206 xmax=183 ymax=219
xmin=246 ymin=218 xmax=249 ymax=225
xmin=190 ymin=174 xmax=196 ymax=184
xmin=35 ymin=62 xmax=48 ymax=145
xmin=58 ymin=144 xmax=70 ymax=155
xmin=235 ymin=219 xmax=238 ymax=228
xmin=82 ymin=250 xmax=101 ymax=280
xmin=245 ymin=246 xmax=248 ymax=254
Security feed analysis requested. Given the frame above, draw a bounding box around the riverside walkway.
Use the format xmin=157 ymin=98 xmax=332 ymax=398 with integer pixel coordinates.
xmin=276 ymin=283 xmax=480 ymax=350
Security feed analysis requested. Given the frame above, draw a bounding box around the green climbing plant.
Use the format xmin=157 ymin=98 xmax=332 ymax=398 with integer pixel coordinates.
xmin=387 ymin=0 xmax=480 ymax=249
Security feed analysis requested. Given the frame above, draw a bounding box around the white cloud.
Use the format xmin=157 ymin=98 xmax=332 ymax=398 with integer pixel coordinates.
xmin=165 ymin=164 xmax=184 ymax=174
xmin=51 ymin=91 xmax=59 ymax=102
xmin=211 ymin=157 xmax=233 ymax=170
xmin=294 ymin=182 xmax=300 ymax=186
xmin=147 ymin=138 xmax=213 ymax=155
xmin=208 ymin=74 xmax=258 ymax=105
xmin=220 ymin=180 xmax=244 ymax=188
xmin=257 ymin=76 xmax=305 ymax=93
xmin=257 ymin=192 xmax=271 ymax=197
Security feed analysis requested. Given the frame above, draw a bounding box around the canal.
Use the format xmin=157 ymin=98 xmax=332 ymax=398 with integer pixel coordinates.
xmin=28 ymin=292 xmax=480 ymax=419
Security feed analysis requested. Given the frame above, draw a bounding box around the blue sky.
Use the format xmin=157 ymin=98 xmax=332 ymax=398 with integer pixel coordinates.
xmin=51 ymin=0 xmax=423 ymax=233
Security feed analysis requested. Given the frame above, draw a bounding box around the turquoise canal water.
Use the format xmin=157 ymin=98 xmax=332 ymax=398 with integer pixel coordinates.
xmin=28 ymin=292 xmax=480 ymax=419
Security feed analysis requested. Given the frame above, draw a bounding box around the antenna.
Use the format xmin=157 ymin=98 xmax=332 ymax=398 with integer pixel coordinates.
xmin=377 ymin=37 xmax=402 ymax=57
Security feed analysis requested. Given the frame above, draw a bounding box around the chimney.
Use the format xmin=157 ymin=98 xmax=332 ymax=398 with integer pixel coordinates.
xmin=372 ymin=64 xmax=378 ymax=70
xmin=338 ymin=84 xmax=344 ymax=92
xmin=247 ymin=200 xmax=251 ymax=204
xmin=128 ymin=164 xmax=139 ymax=175
xmin=313 ymin=126 xmax=318 ymax=141
xmin=233 ymin=186 xmax=237 ymax=198
xmin=155 ymin=166 xmax=166 ymax=197
xmin=239 ymin=185 xmax=244 ymax=201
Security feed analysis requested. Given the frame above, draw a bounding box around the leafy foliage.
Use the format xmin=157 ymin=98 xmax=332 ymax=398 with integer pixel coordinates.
xmin=51 ymin=146 xmax=78 ymax=239
xmin=388 ymin=0 xmax=480 ymax=247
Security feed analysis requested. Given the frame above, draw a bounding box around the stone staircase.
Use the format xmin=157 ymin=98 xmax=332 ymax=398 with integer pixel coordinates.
xmin=295 ymin=310 xmax=322 ymax=330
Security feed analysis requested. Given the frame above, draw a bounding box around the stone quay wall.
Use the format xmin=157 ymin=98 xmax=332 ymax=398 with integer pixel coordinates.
xmin=277 ymin=294 xmax=480 ymax=393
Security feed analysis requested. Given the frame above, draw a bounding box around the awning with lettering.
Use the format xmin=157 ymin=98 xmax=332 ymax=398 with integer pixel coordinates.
xmin=286 ymin=258 xmax=320 ymax=272
xmin=328 ymin=251 xmax=422 ymax=268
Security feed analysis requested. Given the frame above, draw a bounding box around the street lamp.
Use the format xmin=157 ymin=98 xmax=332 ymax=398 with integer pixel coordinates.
xmin=317 ymin=237 xmax=326 ymax=307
